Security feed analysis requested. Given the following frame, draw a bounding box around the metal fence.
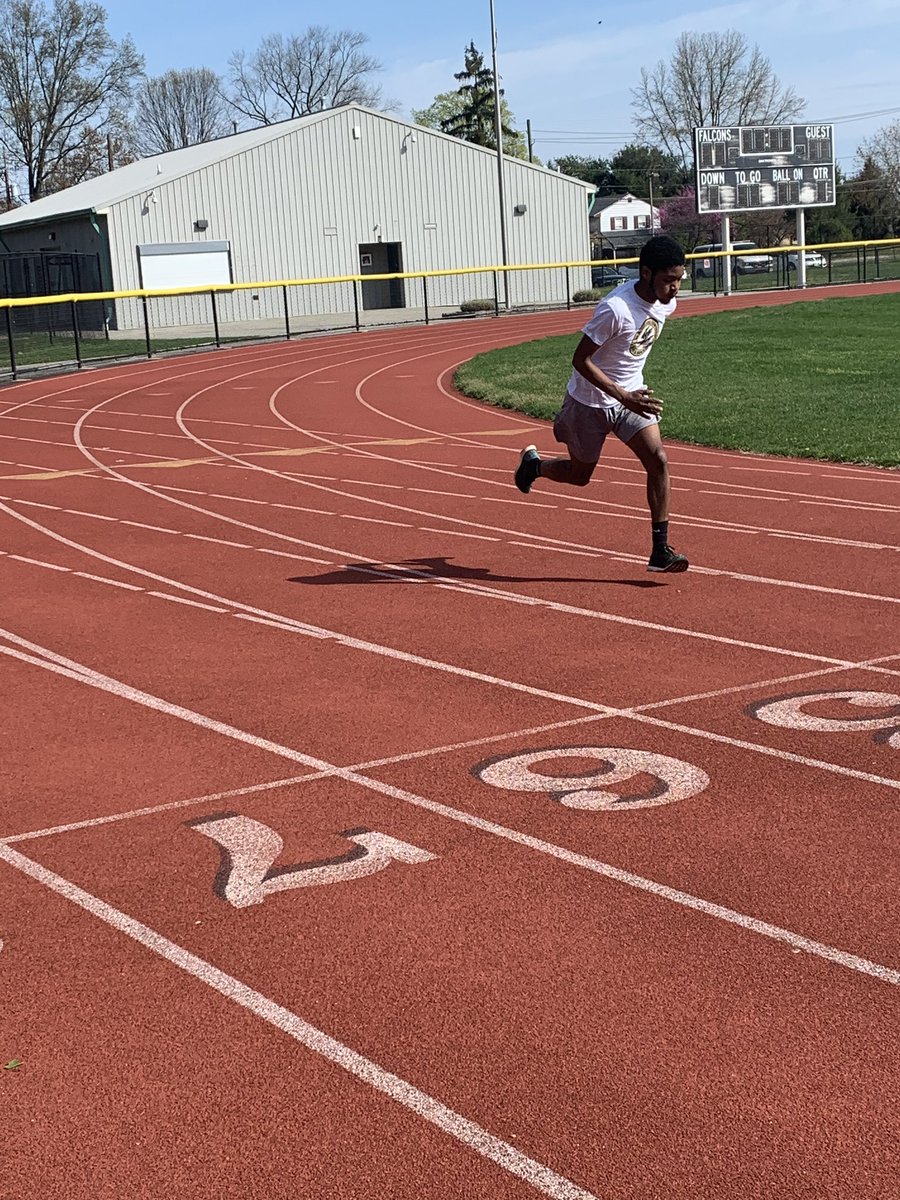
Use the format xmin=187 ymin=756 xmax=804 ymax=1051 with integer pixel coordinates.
xmin=0 ymin=250 xmax=107 ymax=341
xmin=2 ymin=237 xmax=899 ymax=383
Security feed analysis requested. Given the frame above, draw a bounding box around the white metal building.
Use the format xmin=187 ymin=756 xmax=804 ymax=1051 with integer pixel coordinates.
xmin=0 ymin=105 xmax=594 ymax=332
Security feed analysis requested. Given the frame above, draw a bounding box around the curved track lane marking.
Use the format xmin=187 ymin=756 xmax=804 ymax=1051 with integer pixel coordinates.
xmin=2 ymin=524 xmax=900 ymax=791
xmin=0 ymin=836 xmax=598 ymax=1200
xmin=2 ymin=629 xmax=900 ymax=991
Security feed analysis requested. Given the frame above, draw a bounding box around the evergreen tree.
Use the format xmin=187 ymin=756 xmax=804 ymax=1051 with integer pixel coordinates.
xmin=440 ymin=42 xmax=515 ymax=151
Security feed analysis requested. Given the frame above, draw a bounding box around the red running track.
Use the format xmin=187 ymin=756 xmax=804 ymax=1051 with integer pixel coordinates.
xmin=1 ymin=283 xmax=899 ymax=1199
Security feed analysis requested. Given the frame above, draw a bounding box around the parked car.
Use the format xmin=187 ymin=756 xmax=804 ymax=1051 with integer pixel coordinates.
xmin=590 ymin=265 xmax=628 ymax=288
xmin=615 ymin=264 xmax=641 ymax=279
xmin=692 ymin=241 xmax=775 ymax=276
xmin=787 ymin=250 xmax=827 ymax=270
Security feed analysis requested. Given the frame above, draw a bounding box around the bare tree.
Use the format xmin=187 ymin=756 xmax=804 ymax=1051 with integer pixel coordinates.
xmin=135 ymin=68 xmax=230 ymax=154
xmin=858 ymin=120 xmax=900 ymax=212
xmin=227 ymin=27 xmax=387 ymax=126
xmin=0 ymin=0 xmax=142 ymax=200
xmin=632 ymin=30 xmax=804 ymax=173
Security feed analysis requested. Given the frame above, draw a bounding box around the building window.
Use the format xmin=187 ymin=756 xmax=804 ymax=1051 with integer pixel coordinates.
xmin=610 ymin=216 xmax=627 ymax=231
xmin=634 ymin=215 xmax=650 ymax=229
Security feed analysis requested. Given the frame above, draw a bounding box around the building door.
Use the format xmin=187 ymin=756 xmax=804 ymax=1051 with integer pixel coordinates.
xmin=358 ymin=242 xmax=405 ymax=310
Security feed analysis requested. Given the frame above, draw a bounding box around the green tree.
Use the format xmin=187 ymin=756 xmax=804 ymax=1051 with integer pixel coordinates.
xmin=801 ymin=165 xmax=854 ymax=245
xmin=845 ymin=156 xmax=899 ymax=239
xmin=608 ymin=143 xmax=686 ymax=200
xmin=547 ymin=154 xmax=612 ymax=189
xmin=436 ymin=42 xmax=524 ymax=156
xmin=412 ymin=89 xmax=529 ymax=160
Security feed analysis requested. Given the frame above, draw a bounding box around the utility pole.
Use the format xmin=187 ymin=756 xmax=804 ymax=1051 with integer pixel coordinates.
xmin=526 ymin=119 xmax=533 ymax=164
xmin=489 ymin=0 xmax=510 ymax=307
xmin=648 ymin=170 xmax=659 ymax=233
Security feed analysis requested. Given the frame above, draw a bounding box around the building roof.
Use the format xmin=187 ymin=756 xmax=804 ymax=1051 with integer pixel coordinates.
xmin=590 ymin=192 xmax=651 ymax=214
xmin=0 ymin=105 xmax=593 ymax=231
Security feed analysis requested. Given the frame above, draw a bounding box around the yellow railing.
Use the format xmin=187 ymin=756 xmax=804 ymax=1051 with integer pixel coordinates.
xmin=1 ymin=236 xmax=899 ymax=310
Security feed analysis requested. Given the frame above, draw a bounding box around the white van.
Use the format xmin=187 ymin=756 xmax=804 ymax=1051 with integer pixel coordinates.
xmin=692 ymin=241 xmax=775 ymax=277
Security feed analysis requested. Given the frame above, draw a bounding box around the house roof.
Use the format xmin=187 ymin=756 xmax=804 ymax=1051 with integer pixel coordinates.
xmin=0 ymin=105 xmax=593 ymax=231
xmin=590 ymin=192 xmax=648 ymax=214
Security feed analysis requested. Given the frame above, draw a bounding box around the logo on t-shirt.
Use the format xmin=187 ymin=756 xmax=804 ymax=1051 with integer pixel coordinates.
xmin=629 ymin=318 xmax=661 ymax=357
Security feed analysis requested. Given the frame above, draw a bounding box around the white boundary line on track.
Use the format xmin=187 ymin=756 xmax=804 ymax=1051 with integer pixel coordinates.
xmin=21 ymin=362 xmax=888 ymax=662
xmin=54 ymin=355 xmax=900 ymax=630
xmin=0 ymin=839 xmax=599 ymax=1200
xmin=6 ymin=649 xmax=900 ymax=847
xmin=1 ymin=632 xmax=899 ymax=990
xmin=2 ymin=500 xmax=900 ymax=789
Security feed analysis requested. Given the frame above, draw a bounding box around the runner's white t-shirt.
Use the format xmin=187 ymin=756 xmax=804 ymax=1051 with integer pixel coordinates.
xmin=566 ymin=282 xmax=677 ymax=409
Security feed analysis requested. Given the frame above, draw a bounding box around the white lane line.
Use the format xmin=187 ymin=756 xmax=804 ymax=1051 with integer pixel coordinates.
xmin=120 ymin=520 xmax=182 ymax=534
xmin=147 ymin=592 xmax=228 ymax=613
xmin=18 ymin=483 xmax=898 ymax=610
xmin=233 ymin=613 xmax=334 ymax=637
xmin=166 ymin=402 xmax=900 ymax=583
xmin=4 ymin=495 xmax=900 ymax=785
xmin=699 ymin=491 xmax=790 ymax=503
xmin=254 ymin=546 xmax=334 ymax=563
xmin=182 ymin=533 xmax=252 ymax=548
xmin=4 ymin=773 xmax=320 ymax=842
xmin=0 ymin=842 xmax=599 ymax=1200
xmin=418 ymin=527 xmax=501 ymax=542
xmin=74 ymin=572 xmax=143 ymax=592
xmin=8 ymin=554 xmax=69 ymax=571
xmin=341 ymin=515 xmax=413 ymax=528
xmin=2 ymin=634 xmax=899 ymax=990
xmin=8 ymin=654 xmax=900 ymax=847
xmin=1 ymin=498 xmax=61 ymax=510
xmin=64 ymin=509 xmax=118 ymax=521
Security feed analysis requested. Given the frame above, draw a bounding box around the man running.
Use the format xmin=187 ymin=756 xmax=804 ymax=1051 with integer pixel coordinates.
xmin=515 ymin=234 xmax=689 ymax=573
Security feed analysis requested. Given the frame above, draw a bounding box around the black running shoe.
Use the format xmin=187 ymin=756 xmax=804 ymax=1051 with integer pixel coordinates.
xmin=515 ymin=445 xmax=541 ymax=494
xmin=647 ymin=544 xmax=689 ymax=573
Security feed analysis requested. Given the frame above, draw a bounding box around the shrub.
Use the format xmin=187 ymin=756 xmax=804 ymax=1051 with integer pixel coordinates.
xmin=459 ymin=298 xmax=496 ymax=313
xmin=572 ymin=289 xmax=604 ymax=303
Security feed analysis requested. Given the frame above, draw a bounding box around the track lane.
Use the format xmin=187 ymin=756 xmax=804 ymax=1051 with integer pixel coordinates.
xmin=3 ymin=286 xmax=899 ymax=1199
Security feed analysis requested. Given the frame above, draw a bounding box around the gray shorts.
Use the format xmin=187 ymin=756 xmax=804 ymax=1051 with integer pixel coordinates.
xmin=552 ymin=392 xmax=658 ymax=464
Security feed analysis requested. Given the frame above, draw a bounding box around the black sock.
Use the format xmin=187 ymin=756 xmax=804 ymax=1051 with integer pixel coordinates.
xmin=651 ymin=521 xmax=668 ymax=549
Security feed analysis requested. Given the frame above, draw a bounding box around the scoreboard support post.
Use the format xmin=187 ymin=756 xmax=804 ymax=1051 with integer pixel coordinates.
xmin=720 ymin=214 xmax=733 ymax=295
xmin=796 ymin=208 xmax=808 ymax=288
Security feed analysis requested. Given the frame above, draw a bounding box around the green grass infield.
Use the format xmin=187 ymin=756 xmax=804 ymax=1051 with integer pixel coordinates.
xmin=454 ymin=293 xmax=900 ymax=468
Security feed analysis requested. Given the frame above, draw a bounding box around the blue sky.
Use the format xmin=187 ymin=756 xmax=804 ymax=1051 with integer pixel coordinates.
xmin=107 ymin=0 xmax=900 ymax=173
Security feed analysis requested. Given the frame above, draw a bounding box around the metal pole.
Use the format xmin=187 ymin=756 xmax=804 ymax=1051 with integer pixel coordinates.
xmin=142 ymin=296 xmax=152 ymax=358
xmin=489 ymin=0 xmax=510 ymax=309
xmin=721 ymin=213 xmax=733 ymax=296
xmin=71 ymin=300 xmax=82 ymax=368
xmin=795 ymin=208 xmax=807 ymax=289
xmin=352 ymin=278 xmax=361 ymax=332
xmin=4 ymin=308 xmax=17 ymax=381
xmin=210 ymin=290 xmax=220 ymax=347
xmin=422 ymin=274 xmax=430 ymax=325
xmin=526 ymin=119 xmax=533 ymax=164
xmin=282 ymin=285 xmax=291 ymax=340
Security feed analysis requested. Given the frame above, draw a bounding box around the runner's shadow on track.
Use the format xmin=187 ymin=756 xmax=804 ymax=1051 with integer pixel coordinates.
xmin=288 ymin=557 xmax=666 ymax=587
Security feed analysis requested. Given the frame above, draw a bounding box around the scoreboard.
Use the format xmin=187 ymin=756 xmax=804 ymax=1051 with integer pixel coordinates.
xmin=693 ymin=123 xmax=836 ymax=214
